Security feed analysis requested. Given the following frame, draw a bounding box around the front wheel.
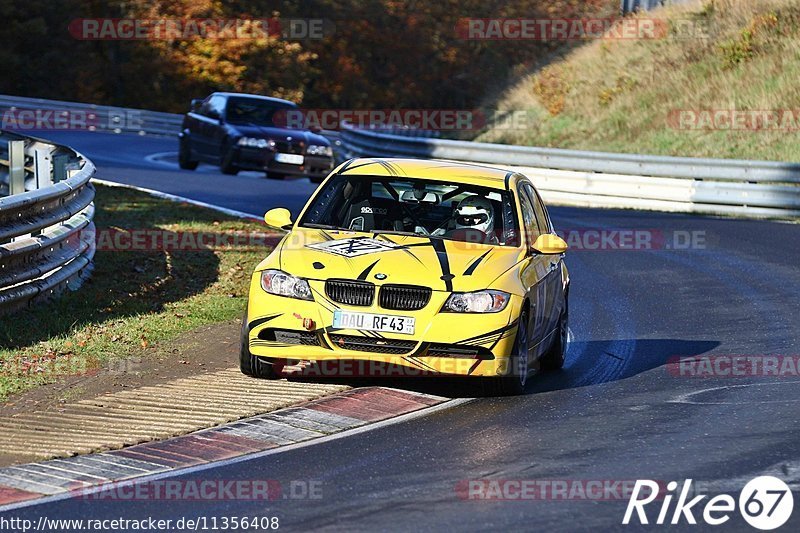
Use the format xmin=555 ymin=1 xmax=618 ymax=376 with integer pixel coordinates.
xmin=541 ymin=303 xmax=568 ymax=371
xmin=220 ymin=146 xmax=240 ymax=175
xmin=483 ymin=311 xmax=529 ymax=396
xmin=178 ymin=137 xmax=198 ymax=170
xmin=239 ymin=312 xmax=277 ymax=379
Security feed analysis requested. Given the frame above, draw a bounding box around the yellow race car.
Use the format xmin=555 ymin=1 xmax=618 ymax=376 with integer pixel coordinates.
xmin=241 ymin=158 xmax=569 ymax=394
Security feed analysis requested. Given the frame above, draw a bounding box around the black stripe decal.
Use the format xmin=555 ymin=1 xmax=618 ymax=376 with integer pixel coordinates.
xmin=357 ymin=259 xmax=380 ymax=281
xmin=430 ymin=239 xmax=454 ymax=291
xmin=463 ymin=249 xmax=492 ymax=276
xmin=458 ymin=320 xmax=518 ymax=345
xmin=247 ymin=314 xmax=282 ymax=330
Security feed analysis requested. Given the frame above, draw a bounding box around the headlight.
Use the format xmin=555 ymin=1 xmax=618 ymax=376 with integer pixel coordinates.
xmin=238 ymin=137 xmax=275 ymax=149
xmin=306 ymin=144 xmax=333 ymax=157
xmin=260 ymin=269 xmax=313 ymax=301
xmin=444 ymin=290 xmax=510 ymax=313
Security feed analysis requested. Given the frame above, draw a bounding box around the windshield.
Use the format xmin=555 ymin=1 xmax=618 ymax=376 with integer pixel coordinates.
xmin=225 ymin=97 xmax=297 ymax=126
xmin=299 ymin=174 xmax=520 ymax=246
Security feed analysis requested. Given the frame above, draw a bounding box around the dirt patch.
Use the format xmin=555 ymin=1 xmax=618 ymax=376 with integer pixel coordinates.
xmin=0 ymin=320 xmax=240 ymax=418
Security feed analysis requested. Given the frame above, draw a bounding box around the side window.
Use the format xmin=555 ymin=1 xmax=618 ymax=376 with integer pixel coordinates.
xmin=210 ymin=95 xmax=226 ymax=119
xmin=517 ymin=187 xmax=539 ymax=246
xmin=200 ymin=95 xmax=225 ymax=119
xmin=524 ymin=183 xmax=551 ymax=234
xmin=198 ymin=97 xmax=213 ymax=117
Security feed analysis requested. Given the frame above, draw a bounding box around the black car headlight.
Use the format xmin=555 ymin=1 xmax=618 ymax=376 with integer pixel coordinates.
xmin=238 ymin=137 xmax=275 ymax=149
xmin=444 ymin=290 xmax=510 ymax=313
xmin=307 ymin=144 xmax=333 ymax=157
xmin=260 ymin=269 xmax=313 ymax=301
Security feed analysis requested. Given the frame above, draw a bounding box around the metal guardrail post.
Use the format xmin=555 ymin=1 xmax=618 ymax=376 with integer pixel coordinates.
xmin=8 ymin=140 xmax=25 ymax=195
xmin=34 ymin=146 xmax=53 ymax=189
xmin=53 ymin=154 xmax=69 ymax=182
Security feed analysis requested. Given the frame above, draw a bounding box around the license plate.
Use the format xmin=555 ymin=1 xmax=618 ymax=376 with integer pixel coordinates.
xmin=333 ymin=310 xmax=415 ymax=335
xmin=275 ymin=153 xmax=304 ymax=165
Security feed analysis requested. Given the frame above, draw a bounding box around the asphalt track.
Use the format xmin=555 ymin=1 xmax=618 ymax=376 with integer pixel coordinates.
xmin=3 ymin=131 xmax=800 ymax=531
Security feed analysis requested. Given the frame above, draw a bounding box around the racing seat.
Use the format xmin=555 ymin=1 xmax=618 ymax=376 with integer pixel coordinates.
xmin=344 ymin=198 xmax=402 ymax=232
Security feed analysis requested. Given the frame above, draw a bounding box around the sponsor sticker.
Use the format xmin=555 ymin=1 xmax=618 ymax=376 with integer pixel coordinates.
xmin=306 ymin=238 xmax=398 ymax=257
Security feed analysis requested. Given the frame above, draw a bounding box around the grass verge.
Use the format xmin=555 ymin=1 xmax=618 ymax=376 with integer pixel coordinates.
xmin=476 ymin=0 xmax=800 ymax=162
xmin=0 ymin=184 xmax=272 ymax=401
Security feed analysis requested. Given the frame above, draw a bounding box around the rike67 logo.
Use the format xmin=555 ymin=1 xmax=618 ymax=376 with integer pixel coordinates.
xmin=623 ymin=476 xmax=794 ymax=529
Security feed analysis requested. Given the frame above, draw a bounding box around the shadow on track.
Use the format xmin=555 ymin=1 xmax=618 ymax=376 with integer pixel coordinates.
xmin=283 ymin=338 xmax=720 ymax=398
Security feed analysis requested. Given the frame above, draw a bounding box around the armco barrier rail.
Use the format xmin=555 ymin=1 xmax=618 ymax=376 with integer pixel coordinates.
xmin=339 ymin=123 xmax=800 ymax=218
xmin=0 ymin=94 xmax=182 ymax=136
xmin=0 ymin=130 xmax=96 ymax=314
xmin=2 ymin=95 xmax=798 ymax=218
xmin=0 ymin=94 xmax=344 ymax=154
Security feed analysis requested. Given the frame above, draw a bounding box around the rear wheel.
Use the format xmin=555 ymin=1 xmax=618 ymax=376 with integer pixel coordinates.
xmin=541 ymin=302 xmax=568 ymax=371
xmin=220 ymin=145 xmax=240 ymax=175
xmin=483 ymin=310 xmax=529 ymax=396
xmin=178 ymin=136 xmax=198 ymax=170
xmin=239 ymin=310 xmax=277 ymax=379
xmin=266 ymin=172 xmax=287 ymax=180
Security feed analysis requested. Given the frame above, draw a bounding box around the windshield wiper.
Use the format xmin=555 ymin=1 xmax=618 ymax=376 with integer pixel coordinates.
xmin=303 ymin=223 xmax=347 ymax=231
xmin=372 ymin=229 xmax=441 ymax=239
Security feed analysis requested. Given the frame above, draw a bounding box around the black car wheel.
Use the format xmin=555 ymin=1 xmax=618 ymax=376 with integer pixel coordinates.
xmin=239 ymin=308 xmax=277 ymax=379
xmin=266 ymin=172 xmax=287 ymax=180
xmin=220 ymin=144 xmax=240 ymax=175
xmin=541 ymin=300 xmax=568 ymax=371
xmin=483 ymin=310 xmax=529 ymax=396
xmin=178 ymin=136 xmax=198 ymax=170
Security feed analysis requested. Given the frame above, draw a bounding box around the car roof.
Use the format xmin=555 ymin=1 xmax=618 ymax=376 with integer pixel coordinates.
xmin=212 ymin=92 xmax=297 ymax=107
xmin=336 ymin=158 xmax=515 ymax=189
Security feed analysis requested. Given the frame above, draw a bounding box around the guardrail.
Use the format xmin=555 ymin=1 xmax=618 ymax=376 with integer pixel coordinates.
xmin=0 ymin=94 xmax=182 ymax=137
xmin=0 ymin=94 xmax=344 ymax=155
xmin=339 ymin=123 xmax=800 ymax=218
xmin=0 ymin=130 xmax=95 ymax=314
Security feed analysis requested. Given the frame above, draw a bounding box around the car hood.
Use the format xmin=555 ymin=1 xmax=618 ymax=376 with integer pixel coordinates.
xmin=273 ymin=228 xmax=525 ymax=293
xmin=229 ymin=124 xmax=329 ymax=145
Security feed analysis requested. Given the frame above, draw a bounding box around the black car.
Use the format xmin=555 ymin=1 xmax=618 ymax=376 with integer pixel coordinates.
xmin=178 ymin=92 xmax=335 ymax=182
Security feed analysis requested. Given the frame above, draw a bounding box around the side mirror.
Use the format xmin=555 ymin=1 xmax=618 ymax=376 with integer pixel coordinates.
xmin=190 ymin=99 xmax=202 ymax=111
xmin=264 ymin=208 xmax=293 ymax=231
xmin=532 ymin=234 xmax=568 ymax=255
xmin=309 ymin=125 xmax=322 ymax=133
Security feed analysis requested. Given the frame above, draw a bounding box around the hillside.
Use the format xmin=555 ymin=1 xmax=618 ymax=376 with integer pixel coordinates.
xmin=476 ymin=0 xmax=800 ymax=162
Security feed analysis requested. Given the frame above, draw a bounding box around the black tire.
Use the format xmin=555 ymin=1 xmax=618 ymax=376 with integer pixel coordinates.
xmin=220 ymin=145 xmax=240 ymax=175
xmin=483 ymin=310 xmax=530 ymax=396
xmin=541 ymin=302 xmax=568 ymax=371
xmin=309 ymin=176 xmax=325 ymax=184
xmin=178 ymin=136 xmax=198 ymax=170
xmin=266 ymin=172 xmax=287 ymax=180
xmin=239 ymin=310 xmax=277 ymax=379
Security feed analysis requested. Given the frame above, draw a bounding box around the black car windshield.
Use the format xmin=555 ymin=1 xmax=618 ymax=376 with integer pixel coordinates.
xmin=299 ymin=175 xmax=520 ymax=247
xmin=225 ymin=97 xmax=297 ymax=126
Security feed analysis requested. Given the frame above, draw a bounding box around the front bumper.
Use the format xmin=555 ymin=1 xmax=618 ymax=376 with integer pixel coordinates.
xmin=235 ymin=147 xmax=334 ymax=178
xmin=245 ymin=276 xmax=522 ymax=378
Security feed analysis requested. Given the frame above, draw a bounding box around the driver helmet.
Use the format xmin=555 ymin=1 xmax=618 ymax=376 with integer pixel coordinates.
xmin=454 ymin=195 xmax=494 ymax=235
